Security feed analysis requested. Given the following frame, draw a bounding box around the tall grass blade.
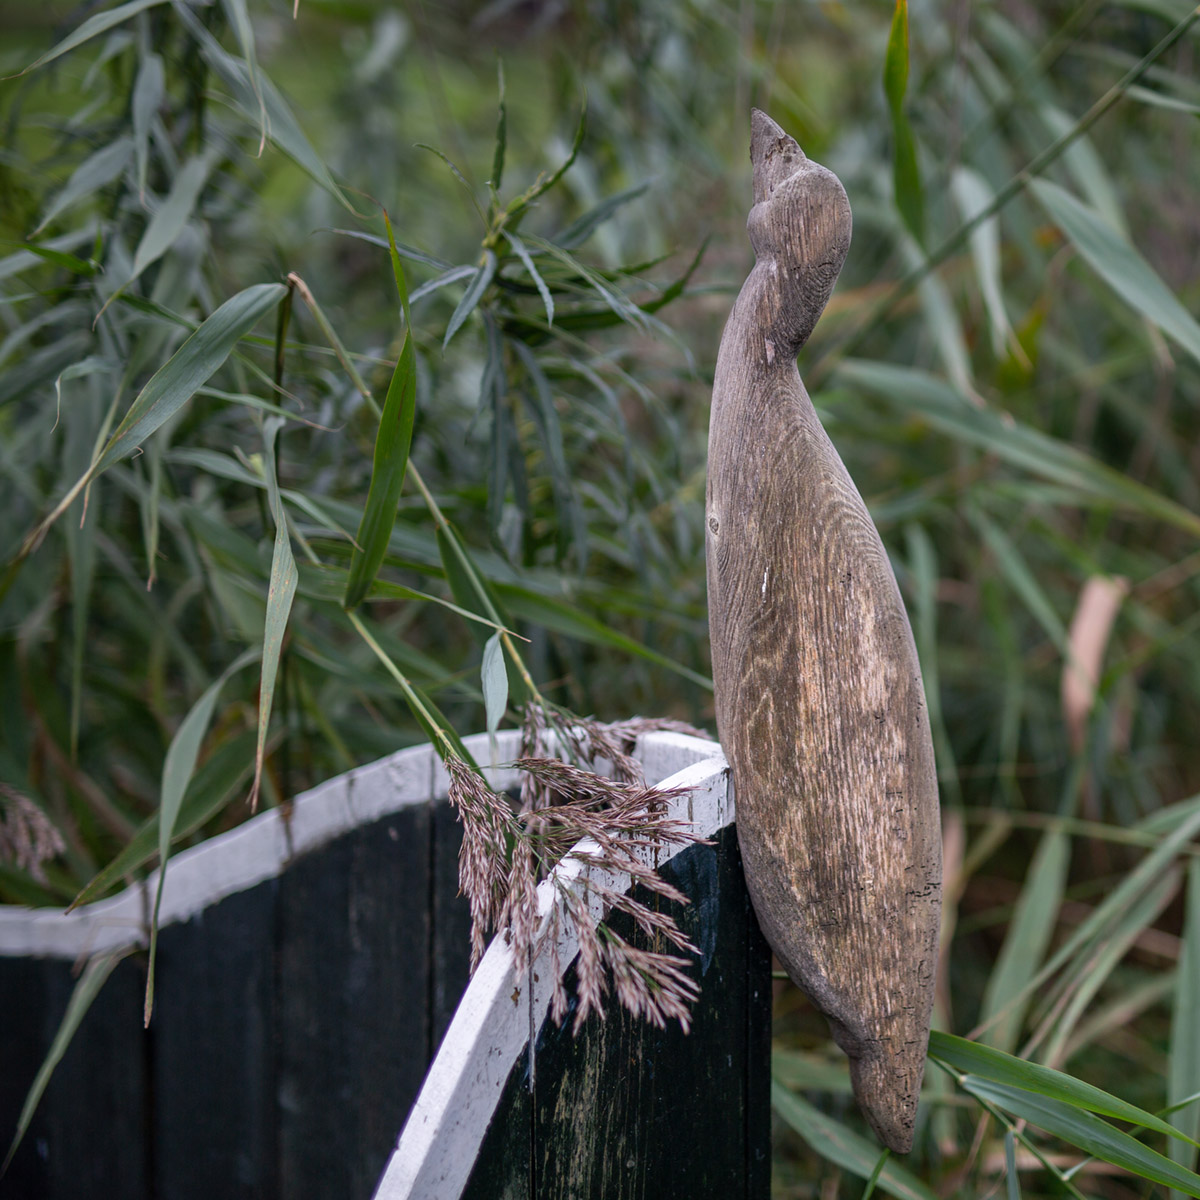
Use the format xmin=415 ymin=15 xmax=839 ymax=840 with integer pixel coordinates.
xmin=960 ymin=1077 xmax=1200 ymax=1196
xmin=482 ymin=631 xmax=508 ymax=757
xmin=12 ymin=0 xmax=167 ymax=75
xmin=1170 ymin=860 xmax=1200 ymax=1197
xmin=144 ymin=648 xmax=258 ymax=1025
xmin=129 ymin=152 xmax=216 ymax=282
xmin=978 ymin=831 xmax=1069 ymax=1052
xmin=344 ymin=224 xmax=417 ymax=609
xmin=95 ymin=283 xmax=287 ymax=474
xmin=249 ymin=418 xmax=298 ymax=811
xmin=838 ymin=360 xmax=1200 ymax=537
xmin=951 ymin=166 xmax=1017 ymax=358
xmin=32 ymin=138 xmax=133 ymax=237
xmin=1 ymin=948 xmax=130 ymax=1175
xmin=884 ymin=0 xmax=924 ymax=243
xmin=443 ymin=251 xmax=497 ymax=349
xmin=176 ymin=5 xmax=354 ymax=211
xmin=1031 ymin=179 xmax=1200 ymax=369
xmin=771 ymin=1083 xmax=939 ymax=1200
xmin=504 ymin=231 xmax=554 ymax=326
xmin=132 ymin=51 xmax=164 ymax=200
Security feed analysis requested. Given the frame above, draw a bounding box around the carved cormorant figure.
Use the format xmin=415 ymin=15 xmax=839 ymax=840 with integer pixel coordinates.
xmin=706 ymin=110 xmax=943 ymax=1153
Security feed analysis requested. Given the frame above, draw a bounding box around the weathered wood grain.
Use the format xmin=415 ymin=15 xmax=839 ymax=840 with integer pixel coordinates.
xmin=706 ymin=109 xmax=942 ymax=1152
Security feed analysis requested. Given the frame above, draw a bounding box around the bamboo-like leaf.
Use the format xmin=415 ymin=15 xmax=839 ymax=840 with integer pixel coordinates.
xmin=504 ymin=231 xmax=554 ymax=326
xmin=344 ymin=227 xmax=417 ymax=609
xmin=132 ymin=51 xmax=164 ymax=200
xmin=443 ymin=251 xmax=497 ymax=349
xmin=951 ymin=166 xmax=1017 ymax=358
xmin=554 ymin=181 xmax=651 ymax=251
xmin=933 ymin=1031 xmax=1197 ymax=1145
xmin=145 ymin=648 xmax=258 ymax=1024
xmin=961 ymin=1077 xmax=1200 ymax=1196
xmin=1004 ymin=1129 xmax=1021 ymax=1200
xmin=220 ymin=0 xmax=267 ymax=152
xmin=95 ymin=283 xmax=287 ymax=475
xmin=1171 ymin=860 xmax=1200 ymax=1195
xmin=1031 ymin=179 xmax=1200 ymax=369
xmin=32 ymin=138 xmax=133 ymax=237
xmin=1039 ymin=867 xmax=1179 ymax=1068
xmin=771 ymin=1083 xmax=939 ymax=1200
xmin=481 ymin=631 xmax=508 ymax=757
xmin=884 ymin=0 xmax=924 ymax=243
xmin=342 ymin=332 xmax=416 ymax=608
xmin=977 ymin=831 xmax=1069 ymax=1052
xmin=1 ymin=949 xmax=130 ymax=1175
xmin=175 ymin=5 xmax=354 ymax=210
xmin=521 ymin=233 xmax=649 ymax=331
xmin=905 ymin=523 xmax=959 ymax=803
xmin=971 ymin=509 xmax=1068 ymax=651
xmin=249 ymin=418 xmax=298 ymax=811
xmin=409 ymin=264 xmax=478 ymax=306
xmin=12 ymin=0 xmax=167 ymax=75
xmin=838 ymin=360 xmax=1200 ymax=538
xmin=490 ymin=59 xmax=507 ymax=195
xmin=129 ymin=152 xmax=216 ymax=282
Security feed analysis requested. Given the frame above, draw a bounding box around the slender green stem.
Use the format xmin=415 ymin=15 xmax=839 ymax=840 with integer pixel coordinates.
xmin=346 ymin=609 xmax=458 ymax=760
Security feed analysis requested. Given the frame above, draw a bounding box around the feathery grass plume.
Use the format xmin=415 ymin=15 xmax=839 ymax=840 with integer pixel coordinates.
xmin=0 ymin=786 xmax=65 ymax=884
xmin=445 ymin=707 xmax=711 ymax=1029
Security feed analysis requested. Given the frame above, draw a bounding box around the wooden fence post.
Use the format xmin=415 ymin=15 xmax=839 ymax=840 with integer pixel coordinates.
xmin=1 ymin=732 xmax=771 ymax=1198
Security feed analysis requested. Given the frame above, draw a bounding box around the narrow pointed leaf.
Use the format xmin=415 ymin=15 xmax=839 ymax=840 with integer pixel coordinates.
xmin=952 ymin=166 xmax=1016 ymax=357
xmin=2 ymin=949 xmax=130 ymax=1175
xmin=1171 ymin=860 xmax=1200 ymax=1191
xmin=145 ymin=648 xmax=258 ymax=1023
xmin=68 ymin=730 xmax=257 ymax=911
xmin=1031 ymin=179 xmax=1200 ymax=368
xmin=13 ymin=0 xmax=167 ymax=75
xmin=175 ymin=5 xmax=354 ymax=210
xmin=978 ymin=831 xmax=1069 ymax=1052
xmin=505 ymin=231 xmax=554 ymax=325
xmin=94 ymin=282 xmax=287 ymax=474
xmin=837 ymin=360 xmax=1200 ymax=538
xmin=771 ymin=1083 xmax=939 ymax=1200
xmin=343 ymin=333 xmax=416 ymax=608
xmin=931 ymin=1031 xmax=1197 ymax=1145
xmin=250 ymin=418 xmax=298 ymax=810
xmin=482 ymin=631 xmax=508 ymax=743
xmin=884 ymin=0 xmax=923 ymax=242
xmin=961 ymin=1077 xmax=1200 ymax=1197
xmin=130 ymin=152 xmax=216 ymax=281
xmin=497 ymin=582 xmax=713 ymax=691
xmin=554 ymin=181 xmax=651 ymax=250
xmin=33 ymin=138 xmax=133 ymax=237
xmin=132 ymin=52 xmax=164 ymax=199
xmin=443 ymin=251 xmax=497 ymax=349
xmin=490 ymin=60 xmax=507 ymax=193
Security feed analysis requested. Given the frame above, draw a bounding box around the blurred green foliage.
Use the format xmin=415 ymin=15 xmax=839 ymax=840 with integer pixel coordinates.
xmin=2 ymin=0 xmax=1200 ymax=1194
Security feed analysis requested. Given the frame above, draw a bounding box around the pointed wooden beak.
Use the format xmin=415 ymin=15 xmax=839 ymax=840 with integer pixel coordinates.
xmin=750 ymin=108 xmax=807 ymax=204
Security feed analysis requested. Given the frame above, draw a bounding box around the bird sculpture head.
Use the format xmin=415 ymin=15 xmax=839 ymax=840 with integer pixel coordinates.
xmin=746 ymin=109 xmax=853 ymax=356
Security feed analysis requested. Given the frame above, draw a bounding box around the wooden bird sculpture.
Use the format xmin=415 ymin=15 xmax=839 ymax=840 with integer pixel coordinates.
xmin=706 ymin=110 xmax=942 ymax=1153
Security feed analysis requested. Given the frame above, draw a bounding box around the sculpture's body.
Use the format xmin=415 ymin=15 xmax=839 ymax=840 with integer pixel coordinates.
xmin=706 ymin=111 xmax=942 ymax=1153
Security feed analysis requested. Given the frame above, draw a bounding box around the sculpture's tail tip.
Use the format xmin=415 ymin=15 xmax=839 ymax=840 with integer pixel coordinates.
xmin=750 ymin=109 xmax=807 ymax=204
xmin=848 ymin=1049 xmax=924 ymax=1154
